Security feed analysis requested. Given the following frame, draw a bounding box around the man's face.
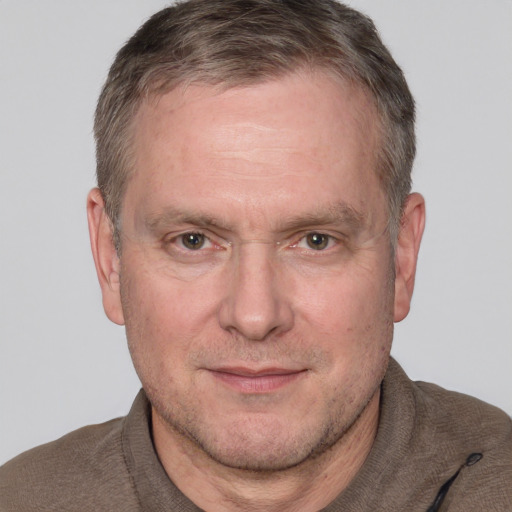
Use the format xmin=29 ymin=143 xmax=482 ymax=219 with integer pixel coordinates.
xmin=109 ymin=72 xmax=398 ymax=470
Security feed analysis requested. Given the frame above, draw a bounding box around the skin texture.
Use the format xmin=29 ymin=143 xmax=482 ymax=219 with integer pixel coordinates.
xmin=88 ymin=71 xmax=425 ymax=511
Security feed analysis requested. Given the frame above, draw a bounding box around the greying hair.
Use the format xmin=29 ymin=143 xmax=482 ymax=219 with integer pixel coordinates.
xmin=94 ymin=0 xmax=415 ymax=245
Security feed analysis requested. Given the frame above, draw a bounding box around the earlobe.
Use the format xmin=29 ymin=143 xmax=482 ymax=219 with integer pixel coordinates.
xmin=87 ymin=188 xmax=125 ymax=326
xmin=393 ymin=193 xmax=426 ymax=322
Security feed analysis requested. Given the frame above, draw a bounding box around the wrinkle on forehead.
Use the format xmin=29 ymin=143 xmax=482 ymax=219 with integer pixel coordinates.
xmin=134 ymin=72 xmax=380 ymax=177
xmin=140 ymin=200 xmax=368 ymax=240
xmin=125 ymin=72 xmax=387 ymax=242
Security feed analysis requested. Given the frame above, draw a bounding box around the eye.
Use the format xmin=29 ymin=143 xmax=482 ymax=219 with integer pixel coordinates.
xmin=179 ymin=232 xmax=209 ymax=250
xmin=162 ymin=230 xmax=225 ymax=260
xmin=297 ymin=232 xmax=335 ymax=251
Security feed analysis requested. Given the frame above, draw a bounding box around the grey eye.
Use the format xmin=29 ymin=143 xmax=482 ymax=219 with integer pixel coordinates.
xmin=306 ymin=233 xmax=329 ymax=250
xmin=181 ymin=233 xmax=206 ymax=250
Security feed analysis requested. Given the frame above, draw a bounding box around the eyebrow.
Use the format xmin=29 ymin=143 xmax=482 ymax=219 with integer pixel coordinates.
xmin=142 ymin=201 xmax=366 ymax=236
xmin=144 ymin=208 xmax=233 ymax=234
xmin=278 ymin=203 xmax=366 ymax=233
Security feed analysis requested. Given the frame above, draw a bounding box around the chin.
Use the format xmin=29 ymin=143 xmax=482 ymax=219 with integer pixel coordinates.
xmin=163 ymin=407 xmax=357 ymax=473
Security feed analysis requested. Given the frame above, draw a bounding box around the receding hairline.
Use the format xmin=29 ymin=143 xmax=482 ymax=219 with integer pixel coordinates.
xmin=95 ymin=0 xmax=416 ymax=252
xmin=114 ymin=65 xmax=385 ymax=223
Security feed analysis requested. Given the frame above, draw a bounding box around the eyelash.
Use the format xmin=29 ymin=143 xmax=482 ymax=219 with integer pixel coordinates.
xmin=164 ymin=231 xmax=342 ymax=254
xmin=164 ymin=231 xmax=221 ymax=253
xmin=293 ymin=232 xmax=338 ymax=251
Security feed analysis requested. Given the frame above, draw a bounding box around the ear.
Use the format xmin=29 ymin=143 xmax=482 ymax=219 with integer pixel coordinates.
xmin=394 ymin=193 xmax=426 ymax=322
xmin=87 ymin=188 xmax=125 ymax=325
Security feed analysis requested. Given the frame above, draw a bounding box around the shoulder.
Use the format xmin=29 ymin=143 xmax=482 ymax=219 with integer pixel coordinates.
xmin=0 ymin=417 xmax=139 ymax=512
xmin=413 ymin=378 xmax=512 ymax=453
xmin=376 ymin=360 xmax=512 ymax=510
xmin=410 ymin=372 xmax=512 ymax=509
xmin=385 ymin=359 xmax=511 ymax=455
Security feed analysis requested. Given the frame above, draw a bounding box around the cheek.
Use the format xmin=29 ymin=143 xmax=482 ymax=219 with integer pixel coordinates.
xmin=119 ymin=262 xmax=224 ymax=385
xmin=300 ymin=268 xmax=394 ymax=391
xmin=123 ymin=259 xmax=220 ymax=332
xmin=296 ymin=265 xmax=393 ymax=335
xmin=293 ymin=261 xmax=395 ymax=393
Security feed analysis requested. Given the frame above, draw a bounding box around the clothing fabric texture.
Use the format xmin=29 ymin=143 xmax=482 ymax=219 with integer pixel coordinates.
xmin=1 ymin=359 xmax=511 ymax=511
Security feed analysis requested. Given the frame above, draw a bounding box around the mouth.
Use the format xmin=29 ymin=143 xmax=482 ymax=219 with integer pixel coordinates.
xmin=207 ymin=367 xmax=308 ymax=393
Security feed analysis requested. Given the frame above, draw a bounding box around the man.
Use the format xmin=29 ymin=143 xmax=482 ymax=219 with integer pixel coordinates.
xmin=1 ymin=0 xmax=510 ymax=510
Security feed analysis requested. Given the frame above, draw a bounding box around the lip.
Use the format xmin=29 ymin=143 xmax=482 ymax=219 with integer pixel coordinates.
xmin=207 ymin=367 xmax=307 ymax=393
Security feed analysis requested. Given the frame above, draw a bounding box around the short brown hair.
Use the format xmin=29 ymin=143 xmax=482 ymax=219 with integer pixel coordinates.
xmin=94 ymin=0 xmax=415 ymax=245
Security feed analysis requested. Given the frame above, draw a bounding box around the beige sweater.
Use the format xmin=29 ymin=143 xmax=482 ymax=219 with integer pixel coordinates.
xmin=1 ymin=359 xmax=511 ymax=511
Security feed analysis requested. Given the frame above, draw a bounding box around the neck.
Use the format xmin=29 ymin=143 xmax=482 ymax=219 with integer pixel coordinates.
xmin=152 ymin=389 xmax=380 ymax=512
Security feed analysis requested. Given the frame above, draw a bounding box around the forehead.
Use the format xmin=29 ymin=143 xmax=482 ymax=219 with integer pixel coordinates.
xmin=134 ymin=72 xmax=379 ymax=164
xmin=125 ymin=72 xmax=384 ymax=230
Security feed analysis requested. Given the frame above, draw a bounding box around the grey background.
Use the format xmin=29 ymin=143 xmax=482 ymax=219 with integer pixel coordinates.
xmin=1 ymin=0 xmax=511 ymax=465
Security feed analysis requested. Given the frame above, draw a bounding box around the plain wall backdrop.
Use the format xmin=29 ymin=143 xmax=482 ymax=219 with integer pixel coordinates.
xmin=1 ymin=1 xmax=511 ymax=465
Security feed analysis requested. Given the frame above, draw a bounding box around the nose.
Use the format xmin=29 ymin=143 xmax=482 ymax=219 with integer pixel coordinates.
xmin=218 ymin=243 xmax=294 ymax=341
